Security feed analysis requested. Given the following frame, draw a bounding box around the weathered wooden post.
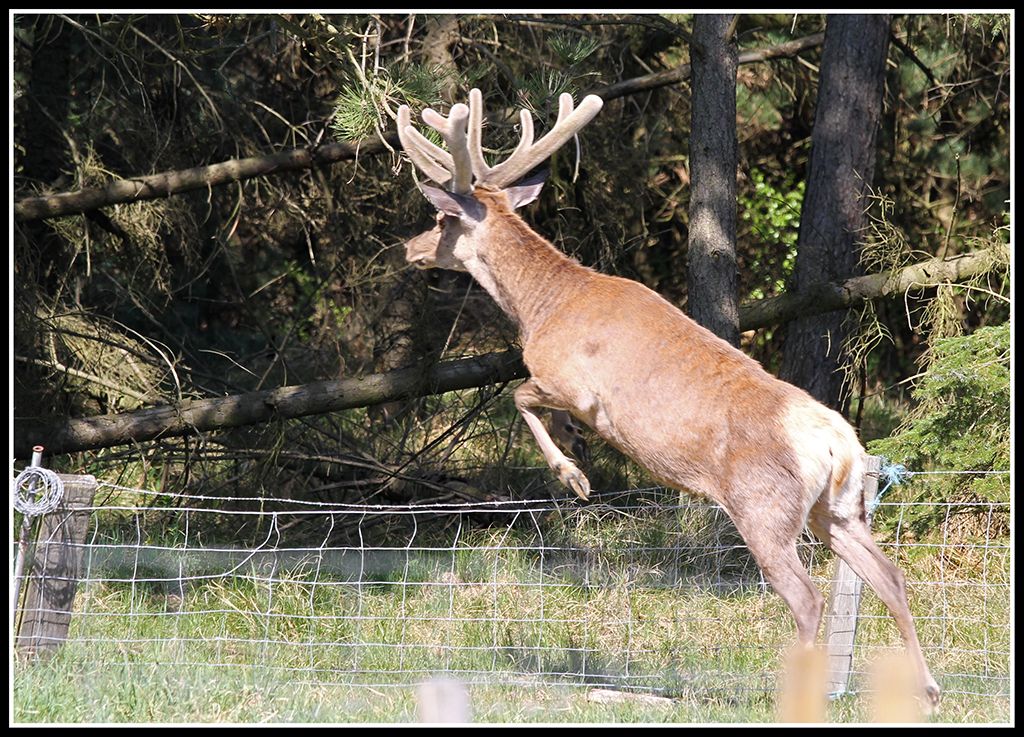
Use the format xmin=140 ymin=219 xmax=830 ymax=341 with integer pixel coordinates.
xmin=822 ymin=454 xmax=883 ymax=698
xmin=12 ymin=452 xmax=97 ymax=660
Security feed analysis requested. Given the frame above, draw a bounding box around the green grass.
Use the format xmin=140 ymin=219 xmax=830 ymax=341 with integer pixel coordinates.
xmin=12 ymin=507 xmax=1011 ymax=724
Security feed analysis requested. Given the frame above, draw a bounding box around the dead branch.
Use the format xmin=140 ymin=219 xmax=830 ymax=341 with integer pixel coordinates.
xmin=739 ymin=245 xmax=1008 ymax=331
xmin=14 ymin=134 xmax=400 ymax=223
xmin=14 ymin=32 xmax=827 ymax=223
xmin=15 ymin=350 xmax=526 ymax=458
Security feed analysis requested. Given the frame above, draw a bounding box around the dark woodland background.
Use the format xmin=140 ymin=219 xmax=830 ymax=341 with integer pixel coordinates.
xmin=13 ymin=14 xmax=1009 ymax=537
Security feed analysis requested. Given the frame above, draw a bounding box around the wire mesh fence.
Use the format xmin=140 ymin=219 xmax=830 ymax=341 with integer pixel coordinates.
xmin=12 ymin=476 xmax=1010 ymax=716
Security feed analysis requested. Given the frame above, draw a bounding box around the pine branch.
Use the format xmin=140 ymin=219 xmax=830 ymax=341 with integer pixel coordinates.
xmin=15 ymin=32 xmax=827 ymax=223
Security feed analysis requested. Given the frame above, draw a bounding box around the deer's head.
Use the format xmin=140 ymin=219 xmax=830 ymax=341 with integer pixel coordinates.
xmin=397 ymin=89 xmax=604 ymax=271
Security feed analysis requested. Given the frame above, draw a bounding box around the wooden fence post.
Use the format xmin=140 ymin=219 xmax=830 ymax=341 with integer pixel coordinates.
xmin=822 ymin=454 xmax=882 ymax=698
xmin=13 ymin=474 xmax=98 ymax=660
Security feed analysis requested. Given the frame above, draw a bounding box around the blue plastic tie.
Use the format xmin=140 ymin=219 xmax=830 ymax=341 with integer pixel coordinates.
xmin=868 ymin=459 xmax=913 ymax=514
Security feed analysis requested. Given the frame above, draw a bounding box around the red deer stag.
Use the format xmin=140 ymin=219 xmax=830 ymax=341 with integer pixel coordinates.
xmin=396 ymin=88 xmax=940 ymax=713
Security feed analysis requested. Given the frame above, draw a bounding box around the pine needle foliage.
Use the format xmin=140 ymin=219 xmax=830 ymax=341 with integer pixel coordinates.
xmin=868 ymin=321 xmax=1010 ymax=540
xmin=331 ymin=64 xmax=451 ymax=142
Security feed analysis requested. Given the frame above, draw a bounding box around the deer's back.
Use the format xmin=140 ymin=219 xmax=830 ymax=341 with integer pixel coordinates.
xmin=522 ymin=271 xmax=864 ymax=514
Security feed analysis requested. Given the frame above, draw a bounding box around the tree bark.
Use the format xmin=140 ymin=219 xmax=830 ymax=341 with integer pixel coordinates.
xmin=421 ymin=15 xmax=461 ymax=105
xmin=778 ymin=14 xmax=892 ymax=412
xmin=688 ymin=14 xmax=740 ymax=346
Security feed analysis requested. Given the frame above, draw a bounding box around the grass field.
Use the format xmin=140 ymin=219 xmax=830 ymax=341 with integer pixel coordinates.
xmin=12 ymin=497 xmax=1011 ymax=724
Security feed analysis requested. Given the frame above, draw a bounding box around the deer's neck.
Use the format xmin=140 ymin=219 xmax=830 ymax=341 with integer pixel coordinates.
xmin=468 ymin=213 xmax=591 ymax=339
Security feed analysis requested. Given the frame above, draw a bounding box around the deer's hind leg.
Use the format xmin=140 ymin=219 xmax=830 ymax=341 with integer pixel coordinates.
xmin=549 ymin=409 xmax=590 ymax=465
xmin=730 ymin=512 xmax=825 ymax=649
xmin=807 ymin=514 xmax=941 ymax=713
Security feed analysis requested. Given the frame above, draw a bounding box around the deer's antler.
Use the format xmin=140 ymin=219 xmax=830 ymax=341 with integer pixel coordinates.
xmin=397 ymin=88 xmax=604 ymax=195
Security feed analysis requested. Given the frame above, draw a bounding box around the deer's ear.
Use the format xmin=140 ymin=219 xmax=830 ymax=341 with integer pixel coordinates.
xmin=505 ymin=170 xmax=548 ymax=210
xmin=419 ymin=183 xmax=487 ymax=222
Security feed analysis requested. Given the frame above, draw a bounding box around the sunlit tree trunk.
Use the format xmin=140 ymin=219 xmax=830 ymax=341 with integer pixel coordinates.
xmin=779 ymin=14 xmax=891 ymax=412
xmin=688 ymin=14 xmax=740 ymax=346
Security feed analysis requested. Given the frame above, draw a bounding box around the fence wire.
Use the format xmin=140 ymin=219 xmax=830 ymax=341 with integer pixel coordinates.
xmin=12 ymin=479 xmax=1011 ymax=706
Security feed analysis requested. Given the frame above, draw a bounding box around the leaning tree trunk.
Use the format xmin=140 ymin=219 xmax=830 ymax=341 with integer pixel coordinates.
xmin=779 ymin=14 xmax=891 ymax=412
xmin=688 ymin=14 xmax=740 ymax=346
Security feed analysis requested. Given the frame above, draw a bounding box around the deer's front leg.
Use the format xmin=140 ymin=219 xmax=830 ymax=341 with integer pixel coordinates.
xmin=514 ymin=380 xmax=591 ymax=500
xmin=550 ymin=409 xmax=590 ymax=466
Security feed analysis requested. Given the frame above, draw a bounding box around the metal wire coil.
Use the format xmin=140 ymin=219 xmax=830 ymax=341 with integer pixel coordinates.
xmin=12 ymin=467 xmax=64 ymax=517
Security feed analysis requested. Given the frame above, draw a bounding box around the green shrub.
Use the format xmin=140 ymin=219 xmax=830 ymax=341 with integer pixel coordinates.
xmin=869 ymin=323 xmax=1010 ymax=540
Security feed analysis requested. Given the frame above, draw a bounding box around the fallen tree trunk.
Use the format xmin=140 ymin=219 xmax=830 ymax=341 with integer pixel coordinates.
xmin=15 ymin=246 xmax=1006 ymax=459
xmin=14 ymin=135 xmax=400 ymax=223
xmin=15 ymin=351 xmax=526 ymax=459
xmin=740 ymin=245 xmax=1007 ymax=331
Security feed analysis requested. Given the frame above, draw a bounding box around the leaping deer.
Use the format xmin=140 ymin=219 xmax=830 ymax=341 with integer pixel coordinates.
xmin=396 ymin=88 xmax=940 ymax=713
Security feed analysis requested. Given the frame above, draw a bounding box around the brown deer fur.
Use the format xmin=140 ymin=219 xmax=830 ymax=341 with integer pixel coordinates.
xmin=405 ymin=181 xmax=940 ymax=713
xmin=399 ymin=90 xmax=940 ymax=713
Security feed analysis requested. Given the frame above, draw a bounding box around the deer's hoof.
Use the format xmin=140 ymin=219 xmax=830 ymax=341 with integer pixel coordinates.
xmin=558 ymin=463 xmax=591 ymax=500
xmin=921 ymin=682 xmax=941 ymax=715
